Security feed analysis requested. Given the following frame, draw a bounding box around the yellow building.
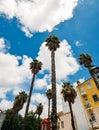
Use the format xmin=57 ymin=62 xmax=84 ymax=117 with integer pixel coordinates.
xmin=77 ymin=78 xmax=99 ymax=130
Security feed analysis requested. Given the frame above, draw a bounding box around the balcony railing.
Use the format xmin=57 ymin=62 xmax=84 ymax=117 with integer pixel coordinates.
xmin=85 ymin=103 xmax=93 ymax=110
xmin=81 ymin=91 xmax=87 ymax=96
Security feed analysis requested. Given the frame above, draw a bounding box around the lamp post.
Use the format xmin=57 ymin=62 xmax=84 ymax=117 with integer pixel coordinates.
xmin=89 ymin=119 xmax=94 ymax=130
xmin=90 ymin=66 xmax=99 ymax=89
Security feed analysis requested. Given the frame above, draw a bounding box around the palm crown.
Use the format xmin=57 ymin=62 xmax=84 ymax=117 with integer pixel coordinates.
xmin=46 ymin=89 xmax=52 ymax=100
xmin=30 ymin=59 xmax=42 ymax=74
xmin=36 ymin=103 xmax=43 ymax=117
xmin=61 ymin=82 xmax=77 ymax=104
xmin=13 ymin=91 xmax=28 ymax=111
xmin=79 ymin=53 xmax=92 ymax=68
xmin=45 ymin=35 xmax=60 ymax=51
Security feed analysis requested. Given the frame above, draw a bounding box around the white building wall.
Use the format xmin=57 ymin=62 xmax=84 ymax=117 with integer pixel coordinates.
xmin=0 ymin=113 xmax=5 ymax=130
xmin=62 ymin=91 xmax=89 ymax=130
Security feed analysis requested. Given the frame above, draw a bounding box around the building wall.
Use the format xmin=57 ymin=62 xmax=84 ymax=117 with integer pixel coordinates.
xmin=0 ymin=113 xmax=5 ymax=130
xmin=77 ymin=78 xmax=99 ymax=129
xmin=57 ymin=112 xmax=72 ymax=130
xmin=62 ymin=94 xmax=89 ymax=130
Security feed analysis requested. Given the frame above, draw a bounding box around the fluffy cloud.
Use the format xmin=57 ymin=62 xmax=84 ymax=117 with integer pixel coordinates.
xmin=0 ymin=53 xmax=32 ymax=88
xmin=0 ymin=38 xmax=32 ymax=100
xmin=37 ymin=40 xmax=80 ymax=80
xmin=35 ymin=74 xmax=49 ymax=90
xmin=0 ymin=0 xmax=78 ymax=37
xmin=75 ymin=41 xmax=83 ymax=47
xmin=0 ymin=99 xmax=13 ymax=111
xmin=0 ymin=38 xmax=5 ymax=51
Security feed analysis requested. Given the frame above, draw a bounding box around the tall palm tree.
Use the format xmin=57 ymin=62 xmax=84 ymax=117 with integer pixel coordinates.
xmin=23 ymin=59 xmax=42 ymax=129
xmin=61 ymin=82 xmax=77 ymax=130
xmin=45 ymin=35 xmax=60 ymax=130
xmin=79 ymin=53 xmax=99 ymax=89
xmin=46 ymin=89 xmax=52 ymax=130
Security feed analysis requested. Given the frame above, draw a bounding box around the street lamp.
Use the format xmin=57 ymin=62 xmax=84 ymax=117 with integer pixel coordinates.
xmin=89 ymin=119 xmax=94 ymax=130
xmin=90 ymin=66 xmax=99 ymax=89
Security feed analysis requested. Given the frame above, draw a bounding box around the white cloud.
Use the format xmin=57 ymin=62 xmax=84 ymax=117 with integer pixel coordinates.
xmin=0 ymin=53 xmax=32 ymax=88
xmin=0 ymin=38 xmax=5 ymax=51
xmin=31 ymin=93 xmax=47 ymax=104
xmin=0 ymin=38 xmax=10 ymax=52
xmin=0 ymin=0 xmax=79 ymax=37
xmin=35 ymin=75 xmax=48 ymax=90
xmin=0 ymin=100 xmax=13 ymax=111
xmin=37 ymin=40 xmax=80 ymax=80
xmin=0 ymin=38 xmax=32 ymax=100
xmin=75 ymin=41 xmax=83 ymax=47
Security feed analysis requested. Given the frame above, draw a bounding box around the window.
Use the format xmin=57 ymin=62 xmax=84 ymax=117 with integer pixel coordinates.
xmin=81 ymin=87 xmax=85 ymax=92
xmin=61 ymin=121 xmax=64 ymax=128
xmin=90 ymin=112 xmax=96 ymax=122
xmin=87 ymin=83 xmax=92 ymax=89
xmin=92 ymin=94 xmax=99 ymax=102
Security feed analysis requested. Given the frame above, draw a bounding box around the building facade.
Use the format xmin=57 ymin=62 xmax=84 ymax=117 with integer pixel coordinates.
xmin=41 ymin=112 xmax=73 ymax=130
xmin=57 ymin=111 xmax=73 ymax=130
xmin=0 ymin=110 xmax=5 ymax=130
xmin=77 ymin=78 xmax=99 ymax=130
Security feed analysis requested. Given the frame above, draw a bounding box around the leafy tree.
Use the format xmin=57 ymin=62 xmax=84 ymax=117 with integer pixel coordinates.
xmin=61 ymin=82 xmax=77 ymax=130
xmin=1 ymin=113 xmax=23 ymax=130
xmin=25 ymin=111 xmax=42 ymax=130
xmin=45 ymin=35 xmax=60 ymax=130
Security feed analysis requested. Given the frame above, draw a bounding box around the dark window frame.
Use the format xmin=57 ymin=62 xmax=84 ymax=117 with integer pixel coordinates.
xmin=92 ymin=94 xmax=99 ymax=102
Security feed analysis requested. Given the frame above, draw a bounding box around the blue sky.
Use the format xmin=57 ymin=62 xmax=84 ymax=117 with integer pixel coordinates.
xmin=0 ymin=0 xmax=99 ymax=117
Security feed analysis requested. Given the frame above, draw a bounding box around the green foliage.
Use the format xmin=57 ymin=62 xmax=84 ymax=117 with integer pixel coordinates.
xmin=79 ymin=53 xmax=92 ymax=67
xmin=25 ymin=113 xmax=42 ymax=130
xmin=45 ymin=35 xmax=60 ymax=51
xmin=30 ymin=59 xmax=42 ymax=74
xmin=35 ymin=103 xmax=43 ymax=118
xmin=46 ymin=89 xmax=52 ymax=100
xmin=1 ymin=110 xmax=42 ymax=130
xmin=1 ymin=114 xmax=23 ymax=130
xmin=12 ymin=91 xmax=28 ymax=113
xmin=61 ymin=82 xmax=77 ymax=103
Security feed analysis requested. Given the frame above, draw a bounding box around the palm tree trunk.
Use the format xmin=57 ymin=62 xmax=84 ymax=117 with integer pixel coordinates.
xmin=48 ymin=99 xmax=50 ymax=130
xmin=23 ymin=74 xmax=35 ymax=130
xmin=51 ymin=50 xmax=57 ymax=130
xmin=68 ymin=101 xmax=75 ymax=130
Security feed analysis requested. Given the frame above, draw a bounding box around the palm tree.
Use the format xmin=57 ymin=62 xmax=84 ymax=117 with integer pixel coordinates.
xmin=2 ymin=91 xmax=27 ymax=130
xmin=45 ymin=35 xmax=60 ymax=130
xmin=23 ymin=59 xmax=42 ymax=129
xmin=61 ymin=82 xmax=77 ymax=130
xmin=35 ymin=103 xmax=43 ymax=119
xmin=79 ymin=53 xmax=92 ymax=70
xmin=12 ymin=91 xmax=28 ymax=115
xmin=79 ymin=53 xmax=99 ymax=89
xmin=46 ymin=89 xmax=52 ymax=130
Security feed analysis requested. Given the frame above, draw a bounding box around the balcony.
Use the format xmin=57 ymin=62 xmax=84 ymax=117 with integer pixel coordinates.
xmin=81 ymin=91 xmax=87 ymax=96
xmin=85 ymin=103 xmax=93 ymax=111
